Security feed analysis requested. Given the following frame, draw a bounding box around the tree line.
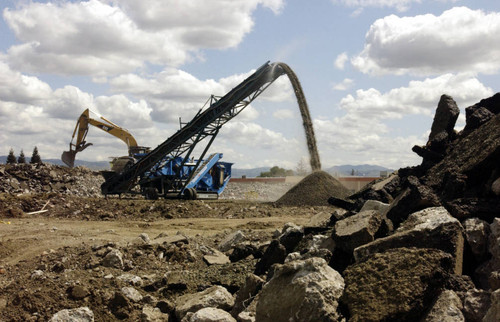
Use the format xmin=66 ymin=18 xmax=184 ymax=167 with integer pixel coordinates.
xmin=6 ymin=147 xmax=42 ymax=164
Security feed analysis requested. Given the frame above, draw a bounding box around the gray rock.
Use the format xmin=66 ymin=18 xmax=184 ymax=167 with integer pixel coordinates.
xmin=354 ymin=206 xmax=464 ymax=274
xmin=175 ymin=285 xmax=234 ymax=320
xmin=334 ymin=210 xmax=383 ymax=253
xmin=254 ymin=239 xmax=286 ymax=275
xmin=183 ymin=307 xmax=236 ymax=322
xmin=139 ymin=233 xmax=151 ymax=243
xmin=202 ymin=247 xmax=230 ymax=265
xmin=344 ymin=248 xmax=454 ymax=322
xmin=117 ymin=273 xmax=143 ymax=286
xmin=489 ymin=218 xmax=500 ymax=259
xmin=421 ymin=290 xmax=464 ymax=322
xmin=464 ymin=106 xmax=495 ymax=134
xmin=31 ymin=270 xmax=45 ymax=280
xmin=386 ymin=176 xmax=441 ymax=227
xmin=307 ymin=234 xmax=335 ymax=252
xmin=218 ymin=230 xmax=245 ymax=252
xmin=50 ymin=307 xmax=94 ymax=322
xmin=121 ymin=287 xmax=143 ymax=303
xmin=359 ymin=200 xmax=390 ymax=215
xmin=429 ymin=94 xmax=460 ymax=142
xmin=141 ymin=305 xmax=168 ymax=322
xmin=483 ymin=289 xmax=500 ymax=322
xmin=256 ymin=258 xmax=344 ymax=322
xmin=492 ymin=177 xmax=500 ymax=196
xmin=231 ymin=274 xmax=264 ymax=317
xmin=278 ymin=222 xmax=304 ymax=253
xmin=476 ymin=218 xmax=500 ymax=290
xmin=463 ymin=288 xmax=491 ymax=322
xmin=464 ymin=218 xmax=490 ymax=261
xmin=306 ymin=211 xmax=335 ymax=228
xmin=151 ymin=234 xmax=188 ymax=245
xmin=102 ymin=249 xmax=124 ymax=269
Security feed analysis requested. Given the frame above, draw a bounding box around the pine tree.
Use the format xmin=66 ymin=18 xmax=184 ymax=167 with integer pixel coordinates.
xmin=6 ymin=148 xmax=17 ymax=164
xmin=17 ymin=150 xmax=26 ymax=164
xmin=30 ymin=146 xmax=42 ymax=164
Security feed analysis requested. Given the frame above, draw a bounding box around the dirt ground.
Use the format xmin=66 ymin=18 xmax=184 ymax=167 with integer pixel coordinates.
xmin=0 ymin=192 xmax=332 ymax=321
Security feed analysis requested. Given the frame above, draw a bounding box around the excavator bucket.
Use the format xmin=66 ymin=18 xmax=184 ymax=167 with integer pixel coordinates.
xmin=61 ymin=150 xmax=76 ymax=168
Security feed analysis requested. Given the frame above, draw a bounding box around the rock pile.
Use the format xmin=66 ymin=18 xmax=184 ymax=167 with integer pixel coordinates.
xmin=0 ymin=163 xmax=104 ymax=197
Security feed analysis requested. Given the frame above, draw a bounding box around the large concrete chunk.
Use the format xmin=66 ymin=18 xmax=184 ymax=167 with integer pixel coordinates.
xmin=231 ymin=274 xmax=264 ymax=318
xmin=50 ymin=307 xmax=94 ymax=322
xmin=183 ymin=307 xmax=236 ymax=322
xmin=386 ymin=176 xmax=441 ymax=227
xmin=255 ymin=258 xmax=344 ymax=322
xmin=475 ymin=218 xmax=500 ymax=290
xmin=421 ymin=290 xmax=464 ymax=322
xmin=354 ymin=206 xmax=464 ymax=274
xmin=334 ymin=210 xmax=383 ymax=253
xmin=175 ymin=285 xmax=234 ymax=320
xmin=429 ymin=94 xmax=460 ymax=142
xmin=464 ymin=218 xmax=490 ymax=261
xmin=343 ymin=248 xmax=454 ymax=322
xmin=254 ymin=239 xmax=286 ymax=275
xmin=483 ymin=289 xmax=500 ymax=322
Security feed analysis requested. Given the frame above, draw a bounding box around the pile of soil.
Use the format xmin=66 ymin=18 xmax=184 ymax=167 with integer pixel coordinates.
xmin=275 ymin=171 xmax=350 ymax=206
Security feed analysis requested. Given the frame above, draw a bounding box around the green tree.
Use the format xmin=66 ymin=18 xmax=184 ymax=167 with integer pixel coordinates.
xmin=17 ymin=150 xmax=26 ymax=164
xmin=259 ymin=166 xmax=294 ymax=177
xmin=6 ymin=148 xmax=17 ymax=164
xmin=30 ymin=146 xmax=42 ymax=164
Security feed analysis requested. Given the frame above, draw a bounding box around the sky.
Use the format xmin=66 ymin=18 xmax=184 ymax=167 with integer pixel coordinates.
xmin=1 ymin=0 xmax=499 ymax=171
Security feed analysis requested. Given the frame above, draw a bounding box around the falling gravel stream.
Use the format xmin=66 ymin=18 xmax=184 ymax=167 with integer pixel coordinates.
xmin=277 ymin=62 xmax=321 ymax=172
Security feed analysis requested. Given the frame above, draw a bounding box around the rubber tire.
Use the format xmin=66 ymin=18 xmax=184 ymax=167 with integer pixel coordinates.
xmin=144 ymin=187 xmax=159 ymax=200
xmin=190 ymin=188 xmax=198 ymax=200
xmin=184 ymin=188 xmax=197 ymax=200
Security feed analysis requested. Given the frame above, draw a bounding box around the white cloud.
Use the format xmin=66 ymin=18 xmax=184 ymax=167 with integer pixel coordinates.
xmin=340 ymin=73 xmax=493 ymax=120
xmin=219 ymin=121 xmax=297 ymax=149
xmin=330 ymin=0 xmax=457 ymax=12
xmin=108 ymin=66 xmax=291 ymax=123
xmin=3 ymin=0 xmax=283 ymax=76
xmin=332 ymin=78 xmax=354 ymax=91
xmin=314 ymin=73 xmax=493 ymax=169
xmin=0 ymin=60 xmax=52 ymax=104
xmin=352 ymin=7 xmax=500 ymax=76
xmin=334 ymin=52 xmax=349 ymax=70
xmin=273 ymin=109 xmax=295 ymax=119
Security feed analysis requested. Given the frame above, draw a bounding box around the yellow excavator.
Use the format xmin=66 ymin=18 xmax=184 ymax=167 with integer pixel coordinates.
xmin=61 ymin=108 xmax=150 ymax=171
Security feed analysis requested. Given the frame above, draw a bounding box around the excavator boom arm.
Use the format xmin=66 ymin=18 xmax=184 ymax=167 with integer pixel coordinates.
xmin=62 ymin=108 xmax=139 ymax=167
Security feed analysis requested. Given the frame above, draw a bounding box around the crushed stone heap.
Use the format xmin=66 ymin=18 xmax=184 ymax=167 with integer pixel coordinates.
xmin=276 ymin=171 xmax=350 ymax=206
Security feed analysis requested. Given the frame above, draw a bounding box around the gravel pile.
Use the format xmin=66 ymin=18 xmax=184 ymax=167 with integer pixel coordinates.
xmin=275 ymin=171 xmax=350 ymax=206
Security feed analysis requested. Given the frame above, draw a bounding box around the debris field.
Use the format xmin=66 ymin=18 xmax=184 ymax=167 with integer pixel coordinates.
xmin=1 ymin=93 xmax=500 ymax=321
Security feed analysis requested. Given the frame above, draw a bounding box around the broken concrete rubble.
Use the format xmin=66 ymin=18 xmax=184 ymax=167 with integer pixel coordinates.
xmin=255 ymin=258 xmax=344 ymax=322
xmin=343 ymin=248 xmax=455 ymax=321
xmin=421 ymin=290 xmax=464 ymax=322
xmin=175 ymin=285 xmax=234 ymax=320
xmin=354 ymin=207 xmax=464 ymax=274
xmin=2 ymin=92 xmax=500 ymax=321
xmin=334 ymin=210 xmax=383 ymax=253
xmin=50 ymin=306 xmax=94 ymax=322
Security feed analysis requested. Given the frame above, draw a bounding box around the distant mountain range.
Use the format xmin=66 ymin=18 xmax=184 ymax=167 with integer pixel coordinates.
xmin=0 ymin=156 xmax=393 ymax=177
